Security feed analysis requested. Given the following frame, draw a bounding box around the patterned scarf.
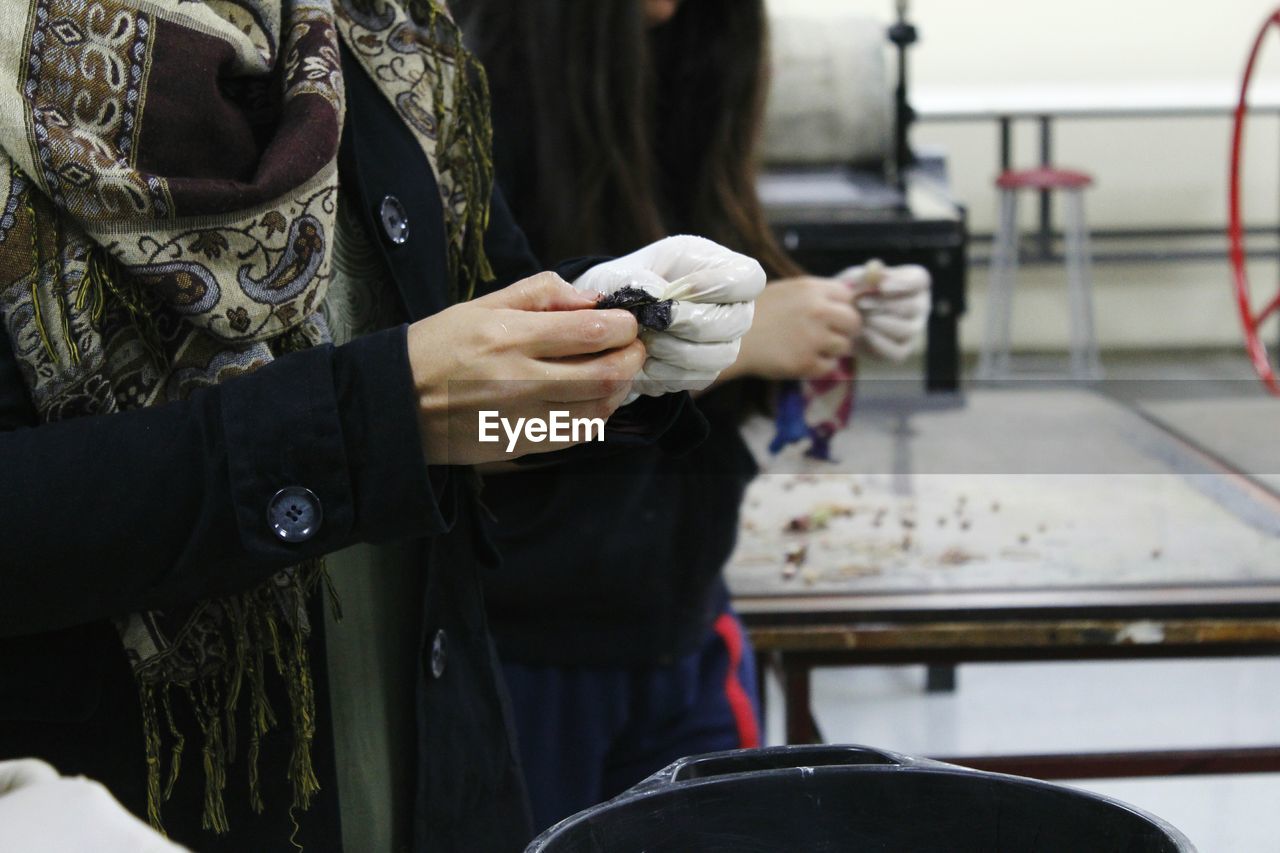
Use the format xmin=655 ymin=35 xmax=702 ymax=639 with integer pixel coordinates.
xmin=0 ymin=0 xmax=492 ymax=834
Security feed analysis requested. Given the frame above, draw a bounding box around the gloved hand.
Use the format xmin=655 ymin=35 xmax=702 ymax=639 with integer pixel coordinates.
xmin=0 ymin=758 xmax=189 ymax=853
xmin=838 ymin=260 xmax=931 ymax=362
xmin=573 ymin=235 xmax=765 ymax=395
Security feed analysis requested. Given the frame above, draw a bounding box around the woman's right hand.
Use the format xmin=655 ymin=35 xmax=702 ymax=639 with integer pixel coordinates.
xmin=407 ymin=272 xmax=646 ymax=465
xmin=724 ymin=276 xmax=863 ymax=381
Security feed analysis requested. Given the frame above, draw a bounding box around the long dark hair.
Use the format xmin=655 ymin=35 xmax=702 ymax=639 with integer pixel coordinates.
xmin=457 ymin=0 xmax=802 ymax=279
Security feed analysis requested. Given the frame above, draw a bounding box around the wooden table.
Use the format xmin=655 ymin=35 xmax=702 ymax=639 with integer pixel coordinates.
xmin=726 ymin=387 xmax=1280 ymax=779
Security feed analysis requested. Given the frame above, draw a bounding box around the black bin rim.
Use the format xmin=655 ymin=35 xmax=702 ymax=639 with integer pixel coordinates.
xmin=527 ymin=744 xmax=1196 ymax=853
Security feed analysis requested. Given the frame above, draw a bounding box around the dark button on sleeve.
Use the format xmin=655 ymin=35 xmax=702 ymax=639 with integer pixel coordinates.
xmin=219 ymin=326 xmax=445 ymax=569
xmin=268 ymin=486 xmax=322 ymax=543
xmin=379 ymin=195 xmax=409 ymax=245
xmin=429 ymin=628 xmax=447 ymax=678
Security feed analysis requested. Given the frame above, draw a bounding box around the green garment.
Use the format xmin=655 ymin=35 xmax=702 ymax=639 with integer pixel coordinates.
xmin=322 ymin=197 xmax=422 ymax=853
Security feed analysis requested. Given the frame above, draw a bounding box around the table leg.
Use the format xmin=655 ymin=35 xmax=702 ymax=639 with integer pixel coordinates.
xmin=925 ymin=311 xmax=958 ymax=392
xmin=755 ymin=650 xmax=770 ymax=725
xmin=925 ymin=243 xmax=966 ymax=392
xmin=999 ymin=116 xmax=1012 ymax=172
xmin=782 ymin=656 xmax=821 ymax=744
xmin=925 ymin=663 xmax=958 ymax=693
xmin=1038 ymin=115 xmax=1054 ymax=260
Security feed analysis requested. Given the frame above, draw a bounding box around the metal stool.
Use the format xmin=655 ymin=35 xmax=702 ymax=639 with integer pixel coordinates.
xmin=977 ymin=167 xmax=1103 ymax=380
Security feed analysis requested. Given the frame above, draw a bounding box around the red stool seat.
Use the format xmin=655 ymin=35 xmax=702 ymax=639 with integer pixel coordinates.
xmin=996 ymin=167 xmax=1093 ymax=191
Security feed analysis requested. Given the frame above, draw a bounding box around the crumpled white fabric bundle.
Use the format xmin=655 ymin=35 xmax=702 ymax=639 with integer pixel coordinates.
xmin=573 ymin=235 xmax=766 ymax=398
xmin=0 ymin=759 xmax=189 ymax=853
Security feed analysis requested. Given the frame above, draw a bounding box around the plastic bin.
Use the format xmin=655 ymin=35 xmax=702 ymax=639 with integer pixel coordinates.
xmin=526 ymin=745 xmax=1195 ymax=852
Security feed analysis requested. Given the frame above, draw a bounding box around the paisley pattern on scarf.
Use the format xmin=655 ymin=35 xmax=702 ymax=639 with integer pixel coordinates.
xmin=337 ymin=0 xmax=495 ymax=300
xmin=0 ymin=0 xmax=493 ymax=834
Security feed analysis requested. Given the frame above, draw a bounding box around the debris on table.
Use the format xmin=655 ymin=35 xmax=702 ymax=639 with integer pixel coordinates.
xmin=836 ymin=563 xmax=882 ymax=579
xmin=938 ymin=547 xmax=979 ymax=567
xmin=783 ymin=543 xmax=808 ymax=578
xmin=784 ymin=503 xmax=855 ymax=534
xmin=728 ymin=471 xmax=1193 ymax=592
xmin=785 ymin=515 xmax=815 ymax=533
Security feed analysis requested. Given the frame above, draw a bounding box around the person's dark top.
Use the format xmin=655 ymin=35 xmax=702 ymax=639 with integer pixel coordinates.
xmin=479 ymin=74 xmax=762 ymax=667
xmin=0 ymin=47 xmax=698 ymax=853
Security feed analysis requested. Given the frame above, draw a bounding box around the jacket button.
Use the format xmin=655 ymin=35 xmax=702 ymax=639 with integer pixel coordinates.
xmin=268 ymin=487 xmax=322 ymax=543
xmin=430 ymin=629 xmax=447 ymax=679
xmin=379 ymin=195 xmax=409 ymax=245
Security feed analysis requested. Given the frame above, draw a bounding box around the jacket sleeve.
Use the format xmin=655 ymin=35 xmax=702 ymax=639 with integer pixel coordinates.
xmin=0 ymin=322 xmax=448 ymax=637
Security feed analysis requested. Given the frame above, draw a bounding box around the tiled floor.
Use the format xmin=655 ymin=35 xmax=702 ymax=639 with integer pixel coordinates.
xmin=761 ymin=659 xmax=1280 ymax=851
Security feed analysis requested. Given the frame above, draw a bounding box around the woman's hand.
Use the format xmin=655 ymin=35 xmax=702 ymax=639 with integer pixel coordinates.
xmin=572 ymin=235 xmax=765 ymax=395
xmin=407 ymin=272 xmax=646 ymax=465
xmin=723 ymin=276 xmax=863 ymax=381
xmin=840 ymin=261 xmax=931 ymax=362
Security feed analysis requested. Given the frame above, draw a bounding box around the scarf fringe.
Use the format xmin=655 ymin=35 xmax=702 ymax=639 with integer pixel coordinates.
xmin=19 ymin=191 xmax=165 ymax=377
xmin=138 ymin=559 xmax=328 ymax=836
xmin=86 ymin=247 xmax=167 ymax=371
xmin=408 ymin=0 xmax=495 ymax=301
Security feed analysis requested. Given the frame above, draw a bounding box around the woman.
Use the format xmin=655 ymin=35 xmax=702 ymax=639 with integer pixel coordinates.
xmin=0 ymin=1 xmax=763 ymax=850
xmin=460 ymin=0 xmax=931 ymax=833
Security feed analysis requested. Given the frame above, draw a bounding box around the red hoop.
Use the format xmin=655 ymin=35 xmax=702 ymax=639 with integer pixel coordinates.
xmin=1229 ymin=10 xmax=1280 ymax=395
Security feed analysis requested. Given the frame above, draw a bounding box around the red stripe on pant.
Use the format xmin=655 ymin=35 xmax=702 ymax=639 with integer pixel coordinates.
xmin=713 ymin=612 xmax=761 ymax=749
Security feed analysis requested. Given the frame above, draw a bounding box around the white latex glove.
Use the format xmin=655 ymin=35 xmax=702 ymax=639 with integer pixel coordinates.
xmin=0 ymin=759 xmax=189 ymax=853
xmin=838 ymin=260 xmax=931 ymax=362
xmin=573 ymin=235 xmax=765 ymax=396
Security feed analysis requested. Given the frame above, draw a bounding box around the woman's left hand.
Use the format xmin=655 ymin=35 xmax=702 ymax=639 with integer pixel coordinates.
xmin=571 ymin=235 xmax=766 ymax=395
xmin=838 ymin=262 xmax=932 ymax=362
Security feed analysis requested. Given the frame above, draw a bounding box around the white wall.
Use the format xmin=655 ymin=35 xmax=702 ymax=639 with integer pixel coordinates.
xmin=767 ymin=0 xmax=1280 ymax=352
xmin=782 ymin=0 xmax=1276 ymax=87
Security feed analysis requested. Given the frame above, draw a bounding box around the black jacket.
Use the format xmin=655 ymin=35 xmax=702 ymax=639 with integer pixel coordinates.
xmin=478 ymin=76 xmax=761 ymax=668
xmin=0 ymin=48 xmax=693 ymax=852
xmin=481 ymin=415 xmax=758 ymax=667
